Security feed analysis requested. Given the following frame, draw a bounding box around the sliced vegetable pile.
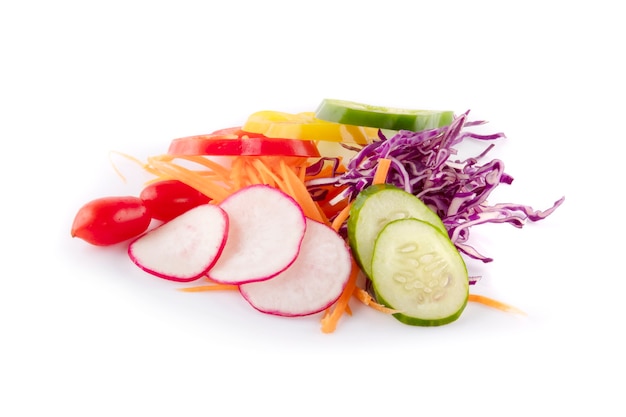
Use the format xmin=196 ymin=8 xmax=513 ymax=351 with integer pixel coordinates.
xmin=71 ymin=98 xmax=565 ymax=333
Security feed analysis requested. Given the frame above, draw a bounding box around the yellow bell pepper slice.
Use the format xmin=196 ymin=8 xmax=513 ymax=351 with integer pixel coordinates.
xmin=242 ymin=111 xmax=378 ymax=145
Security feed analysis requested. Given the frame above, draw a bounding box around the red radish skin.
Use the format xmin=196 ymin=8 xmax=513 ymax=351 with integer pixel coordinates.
xmin=239 ymin=218 xmax=352 ymax=317
xmin=207 ymin=184 xmax=306 ymax=285
xmin=128 ymin=204 xmax=229 ymax=282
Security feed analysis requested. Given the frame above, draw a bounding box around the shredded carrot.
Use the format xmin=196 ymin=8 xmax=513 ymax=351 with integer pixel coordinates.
xmin=468 ymin=294 xmax=527 ymax=316
xmin=297 ymin=163 xmax=307 ymax=182
xmin=179 ymin=276 xmax=239 ymax=292
xmin=108 ymin=150 xmax=150 ymax=182
xmin=372 ymin=157 xmax=392 ymax=185
xmin=344 ymin=305 xmax=353 ymax=316
xmin=251 ymin=158 xmax=283 ymax=187
xmin=179 ymin=284 xmax=239 ymax=292
xmin=353 ymin=288 xmax=398 ymax=314
xmin=277 ymin=159 xmax=328 ymax=223
xmin=330 ymin=202 xmax=352 ymax=232
xmin=147 ymin=157 xmax=233 ymax=202
xmin=320 ymin=260 xmax=359 ymax=333
xmin=229 ymin=157 xmax=247 ymax=191
xmin=242 ymin=159 xmax=264 ymax=186
xmin=143 ymin=153 xmax=327 ymax=223
xmin=330 ymin=157 xmax=391 ymax=232
xmin=173 ymin=155 xmax=233 ymax=179
xmin=321 ymin=157 xmax=395 ymax=331
xmin=304 ymin=164 xmax=336 ymax=181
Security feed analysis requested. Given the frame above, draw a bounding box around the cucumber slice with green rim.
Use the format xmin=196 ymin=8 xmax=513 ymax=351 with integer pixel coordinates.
xmin=347 ymin=184 xmax=446 ymax=278
xmin=371 ymin=218 xmax=469 ymax=326
xmin=315 ymin=99 xmax=455 ymax=132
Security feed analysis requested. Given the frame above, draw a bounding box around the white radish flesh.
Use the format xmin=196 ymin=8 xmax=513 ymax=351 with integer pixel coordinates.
xmin=207 ymin=184 xmax=306 ymax=285
xmin=239 ymin=218 xmax=352 ymax=317
xmin=128 ymin=204 xmax=228 ymax=282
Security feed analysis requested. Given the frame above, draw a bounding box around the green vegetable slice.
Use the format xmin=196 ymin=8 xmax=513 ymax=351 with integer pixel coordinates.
xmin=315 ymin=99 xmax=455 ymax=132
xmin=371 ymin=218 xmax=468 ymax=326
xmin=347 ymin=184 xmax=446 ymax=278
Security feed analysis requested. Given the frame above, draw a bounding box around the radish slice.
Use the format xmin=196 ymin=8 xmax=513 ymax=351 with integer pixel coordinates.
xmin=239 ymin=218 xmax=352 ymax=317
xmin=208 ymin=184 xmax=306 ymax=285
xmin=128 ymin=204 xmax=228 ymax=282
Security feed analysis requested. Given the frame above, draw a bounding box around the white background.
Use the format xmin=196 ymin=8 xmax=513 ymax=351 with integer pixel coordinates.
xmin=1 ymin=1 xmax=623 ymax=416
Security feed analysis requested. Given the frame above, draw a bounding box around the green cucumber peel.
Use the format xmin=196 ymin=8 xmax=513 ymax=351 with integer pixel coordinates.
xmin=347 ymin=184 xmax=447 ymax=278
xmin=371 ymin=218 xmax=469 ymax=327
xmin=315 ymin=98 xmax=454 ymax=132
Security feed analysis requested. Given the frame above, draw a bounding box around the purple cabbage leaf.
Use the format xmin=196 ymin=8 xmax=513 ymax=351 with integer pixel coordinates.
xmin=306 ymin=110 xmax=565 ymax=267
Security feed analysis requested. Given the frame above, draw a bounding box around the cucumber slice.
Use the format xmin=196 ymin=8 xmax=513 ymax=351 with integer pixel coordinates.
xmin=347 ymin=184 xmax=446 ymax=278
xmin=371 ymin=218 xmax=468 ymax=326
xmin=315 ymin=99 xmax=454 ymax=132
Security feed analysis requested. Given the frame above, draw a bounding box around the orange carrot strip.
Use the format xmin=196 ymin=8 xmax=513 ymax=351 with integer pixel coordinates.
xmin=251 ymin=158 xmax=282 ymax=187
xmin=148 ymin=157 xmax=232 ymax=202
xmin=372 ymin=157 xmax=392 ymax=185
xmin=321 ymin=158 xmax=396 ymax=329
xmin=242 ymin=159 xmax=264 ymax=186
xmin=297 ymin=163 xmax=307 ymax=183
xmin=277 ymin=159 xmax=298 ymax=197
xmin=262 ymin=155 xmax=307 ymax=170
xmin=179 ymin=284 xmax=239 ymax=292
xmin=229 ymin=157 xmax=241 ymax=189
xmin=230 ymin=157 xmax=248 ymax=191
xmin=108 ymin=150 xmax=152 ymax=182
xmin=344 ymin=304 xmax=353 ymax=316
xmin=153 ymin=164 xmax=231 ymax=202
xmin=176 ymin=155 xmax=233 ymax=179
xmin=331 ymin=202 xmax=352 ymax=232
xmin=320 ymin=259 xmax=359 ymax=333
xmin=328 ymin=157 xmax=391 ymax=232
xmin=468 ymin=294 xmax=527 ymax=316
xmin=353 ymin=287 xmax=398 ymax=314
xmin=304 ymin=164 xmax=335 ymax=181
xmin=277 ymin=159 xmax=328 ymax=224
xmin=150 ymin=155 xmax=233 ymax=185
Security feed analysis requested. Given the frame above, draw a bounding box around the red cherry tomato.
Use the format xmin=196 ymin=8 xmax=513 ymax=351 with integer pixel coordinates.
xmin=71 ymin=196 xmax=152 ymax=246
xmin=140 ymin=180 xmax=211 ymax=222
xmin=167 ymin=127 xmax=320 ymax=157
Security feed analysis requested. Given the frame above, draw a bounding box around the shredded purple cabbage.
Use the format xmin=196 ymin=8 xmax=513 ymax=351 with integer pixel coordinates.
xmin=306 ymin=110 xmax=565 ymax=269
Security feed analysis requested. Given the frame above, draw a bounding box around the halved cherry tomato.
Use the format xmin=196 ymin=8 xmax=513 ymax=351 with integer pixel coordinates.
xmin=140 ymin=180 xmax=211 ymax=222
xmin=71 ymin=196 xmax=151 ymax=246
xmin=167 ymin=127 xmax=320 ymax=157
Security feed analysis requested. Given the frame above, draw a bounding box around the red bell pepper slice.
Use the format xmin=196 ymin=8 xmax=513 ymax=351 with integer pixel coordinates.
xmin=167 ymin=127 xmax=320 ymax=157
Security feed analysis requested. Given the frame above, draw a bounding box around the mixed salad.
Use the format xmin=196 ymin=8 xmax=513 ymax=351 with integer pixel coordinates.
xmin=71 ymin=99 xmax=564 ymax=332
